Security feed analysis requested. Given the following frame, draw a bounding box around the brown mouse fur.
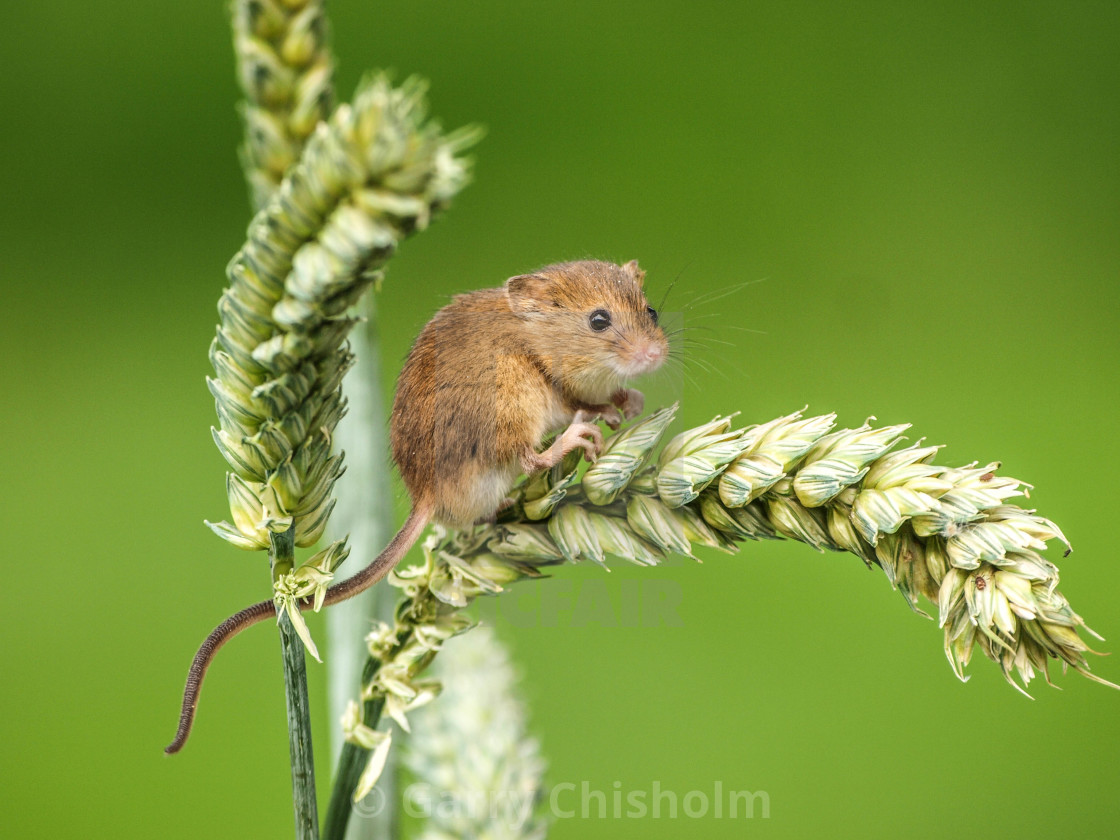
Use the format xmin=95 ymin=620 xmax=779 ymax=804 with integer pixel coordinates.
xmin=167 ymin=259 xmax=667 ymax=753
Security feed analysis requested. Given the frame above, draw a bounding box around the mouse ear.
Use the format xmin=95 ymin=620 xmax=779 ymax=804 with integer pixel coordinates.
xmin=622 ymin=260 xmax=646 ymax=286
xmin=506 ymin=273 xmax=551 ymax=316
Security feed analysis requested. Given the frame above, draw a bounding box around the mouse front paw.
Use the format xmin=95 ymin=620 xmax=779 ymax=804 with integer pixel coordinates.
xmin=521 ymin=421 xmax=605 ymax=474
xmin=573 ymin=405 xmax=624 ymax=430
xmin=610 ymin=388 xmax=645 ymax=421
xmin=561 ymin=421 xmax=604 ymax=463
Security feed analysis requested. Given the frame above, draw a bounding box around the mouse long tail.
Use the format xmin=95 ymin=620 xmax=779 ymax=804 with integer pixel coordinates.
xmin=165 ymin=505 xmax=431 ymax=755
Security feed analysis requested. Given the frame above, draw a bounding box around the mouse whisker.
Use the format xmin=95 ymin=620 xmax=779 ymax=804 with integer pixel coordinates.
xmin=680 ymin=278 xmax=768 ymax=313
xmin=680 ymin=335 xmax=737 ymax=350
xmin=656 ymin=260 xmax=696 ymax=312
xmin=680 ymin=314 xmax=769 ymax=336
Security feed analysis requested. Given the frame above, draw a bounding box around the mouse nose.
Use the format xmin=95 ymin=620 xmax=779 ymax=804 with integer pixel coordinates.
xmin=636 ymin=340 xmax=666 ymax=370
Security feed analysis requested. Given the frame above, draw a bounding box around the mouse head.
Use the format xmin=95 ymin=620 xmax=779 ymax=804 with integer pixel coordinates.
xmin=506 ymin=259 xmax=668 ymax=402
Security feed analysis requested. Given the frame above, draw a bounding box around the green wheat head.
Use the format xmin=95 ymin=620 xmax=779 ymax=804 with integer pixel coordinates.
xmin=204 ymin=67 xmax=478 ymax=649
xmin=233 ymin=0 xmax=336 ymax=211
xmin=343 ymin=404 xmax=1115 ymax=794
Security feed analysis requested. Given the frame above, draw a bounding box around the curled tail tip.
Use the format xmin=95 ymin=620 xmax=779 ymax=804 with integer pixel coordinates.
xmin=165 ymin=712 xmax=194 ymax=754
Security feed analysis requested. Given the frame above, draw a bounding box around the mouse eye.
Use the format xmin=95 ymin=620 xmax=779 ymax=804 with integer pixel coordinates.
xmin=589 ymin=309 xmax=612 ymax=332
xmin=647 ymin=306 xmax=659 ymax=326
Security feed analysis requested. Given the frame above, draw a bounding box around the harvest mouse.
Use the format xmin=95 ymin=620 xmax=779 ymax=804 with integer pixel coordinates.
xmin=167 ymin=258 xmax=668 ymax=753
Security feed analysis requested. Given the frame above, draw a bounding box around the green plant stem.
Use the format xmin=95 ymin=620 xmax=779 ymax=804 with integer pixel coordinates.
xmin=324 ymin=740 xmax=371 ymax=840
xmin=323 ymin=654 xmax=389 ymax=840
xmin=272 ymin=528 xmax=320 ymax=839
xmin=325 ymin=294 xmax=398 ymax=839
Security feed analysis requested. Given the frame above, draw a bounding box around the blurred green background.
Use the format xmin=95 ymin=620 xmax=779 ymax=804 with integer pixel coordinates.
xmin=2 ymin=0 xmax=1117 ymax=837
